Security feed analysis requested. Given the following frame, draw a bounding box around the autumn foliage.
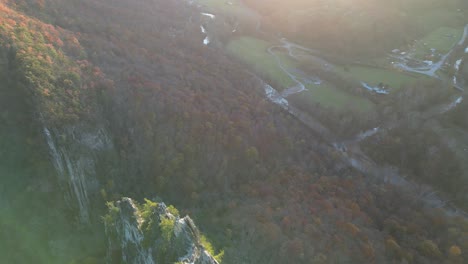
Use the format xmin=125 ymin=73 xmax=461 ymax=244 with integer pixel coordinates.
xmin=1 ymin=0 xmax=467 ymax=263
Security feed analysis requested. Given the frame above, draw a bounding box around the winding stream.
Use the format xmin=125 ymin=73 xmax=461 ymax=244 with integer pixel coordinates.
xmin=200 ymin=12 xmax=215 ymax=45
xmin=265 ymin=37 xmax=338 ymax=98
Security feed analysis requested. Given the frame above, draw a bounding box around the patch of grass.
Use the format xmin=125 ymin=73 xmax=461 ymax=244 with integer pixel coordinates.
xmin=335 ymin=65 xmax=421 ymax=92
xmin=413 ymin=27 xmax=464 ymax=58
xmin=227 ymin=37 xmax=374 ymax=112
xmin=200 ymin=234 xmax=224 ymax=263
xmin=226 ymin=36 xmax=296 ymax=89
xmin=289 ymin=82 xmax=375 ymax=113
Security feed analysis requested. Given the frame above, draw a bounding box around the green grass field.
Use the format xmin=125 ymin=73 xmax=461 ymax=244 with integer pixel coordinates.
xmin=335 ymin=65 xmax=422 ymax=92
xmin=226 ymin=37 xmax=297 ymax=88
xmin=413 ymin=27 xmax=464 ymax=58
xmin=289 ymin=82 xmax=375 ymax=113
xmin=227 ymin=37 xmax=376 ymax=112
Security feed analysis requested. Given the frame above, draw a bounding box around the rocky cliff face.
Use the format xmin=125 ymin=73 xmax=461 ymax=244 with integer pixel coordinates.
xmin=104 ymin=197 xmax=219 ymax=264
xmin=44 ymin=125 xmax=113 ymax=223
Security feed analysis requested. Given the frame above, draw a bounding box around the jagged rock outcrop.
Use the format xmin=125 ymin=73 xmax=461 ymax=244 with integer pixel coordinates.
xmin=104 ymin=197 xmax=219 ymax=264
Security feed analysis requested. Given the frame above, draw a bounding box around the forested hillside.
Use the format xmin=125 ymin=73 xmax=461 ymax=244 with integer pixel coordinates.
xmin=0 ymin=0 xmax=467 ymax=263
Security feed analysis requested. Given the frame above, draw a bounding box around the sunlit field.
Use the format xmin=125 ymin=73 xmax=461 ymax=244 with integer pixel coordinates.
xmin=290 ymin=82 xmax=376 ymax=112
xmin=226 ymin=37 xmax=296 ymax=89
xmin=335 ymin=65 xmax=422 ymax=92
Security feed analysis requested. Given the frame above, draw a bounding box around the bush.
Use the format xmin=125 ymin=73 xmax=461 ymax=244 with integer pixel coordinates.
xmin=449 ymin=245 xmax=462 ymax=257
xmin=159 ymin=217 xmax=175 ymax=246
xmin=140 ymin=199 xmax=158 ymax=224
xmin=200 ymin=235 xmax=224 ymax=263
xmin=102 ymin=201 xmax=120 ymax=227
xmin=418 ymin=240 xmax=442 ymax=258
xmin=167 ymin=205 xmax=180 ymax=217
xmin=385 ymin=238 xmax=402 ymax=258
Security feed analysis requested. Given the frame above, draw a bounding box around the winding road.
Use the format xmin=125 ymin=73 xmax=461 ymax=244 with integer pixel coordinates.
xmin=267 ymin=45 xmax=307 ymax=96
xmin=393 ymin=24 xmax=468 ymax=87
